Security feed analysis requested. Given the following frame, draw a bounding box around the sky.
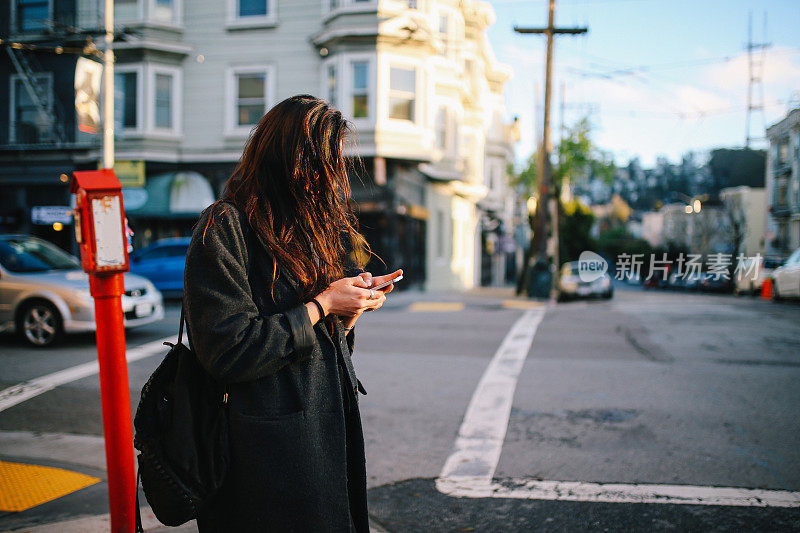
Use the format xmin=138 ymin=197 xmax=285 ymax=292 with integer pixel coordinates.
xmin=485 ymin=0 xmax=800 ymax=170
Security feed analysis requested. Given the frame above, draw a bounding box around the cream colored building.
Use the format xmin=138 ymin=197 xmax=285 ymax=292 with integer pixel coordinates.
xmin=71 ymin=0 xmax=518 ymax=288
xmin=719 ymin=186 xmax=767 ymax=257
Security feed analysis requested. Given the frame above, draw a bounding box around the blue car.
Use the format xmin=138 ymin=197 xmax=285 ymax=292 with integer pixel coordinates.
xmin=129 ymin=238 xmax=191 ymax=295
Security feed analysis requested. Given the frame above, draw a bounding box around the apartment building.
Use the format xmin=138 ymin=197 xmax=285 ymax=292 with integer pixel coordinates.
xmin=765 ymin=107 xmax=800 ymax=257
xmin=1 ymin=0 xmax=518 ymax=289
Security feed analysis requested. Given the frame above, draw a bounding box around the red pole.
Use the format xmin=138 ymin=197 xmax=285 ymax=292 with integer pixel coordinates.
xmin=90 ymin=273 xmax=136 ymax=533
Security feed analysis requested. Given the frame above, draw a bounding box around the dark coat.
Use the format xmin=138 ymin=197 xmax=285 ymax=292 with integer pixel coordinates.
xmin=183 ymin=201 xmax=369 ymax=532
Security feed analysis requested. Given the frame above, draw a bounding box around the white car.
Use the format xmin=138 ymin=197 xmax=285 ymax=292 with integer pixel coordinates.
xmin=558 ymin=261 xmax=613 ymax=301
xmin=734 ymin=256 xmax=781 ymax=295
xmin=773 ymin=247 xmax=800 ymax=300
xmin=0 ymin=234 xmax=164 ymax=347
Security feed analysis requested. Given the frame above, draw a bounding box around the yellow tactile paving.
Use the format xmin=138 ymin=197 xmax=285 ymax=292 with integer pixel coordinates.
xmin=0 ymin=460 xmax=100 ymax=512
xmin=408 ymin=301 xmax=465 ymax=312
xmin=502 ymin=299 xmax=545 ymax=309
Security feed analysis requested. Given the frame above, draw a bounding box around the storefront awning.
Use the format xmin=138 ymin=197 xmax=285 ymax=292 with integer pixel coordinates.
xmin=417 ymin=163 xmax=463 ymax=182
xmin=124 ymin=171 xmax=215 ymax=219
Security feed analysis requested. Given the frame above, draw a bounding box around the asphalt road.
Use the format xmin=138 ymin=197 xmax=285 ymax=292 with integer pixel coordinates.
xmin=1 ymin=287 xmax=799 ymax=531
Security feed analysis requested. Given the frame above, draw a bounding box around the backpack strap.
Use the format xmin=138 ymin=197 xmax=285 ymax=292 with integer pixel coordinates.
xmin=135 ymin=469 xmax=144 ymax=533
xmin=178 ymin=300 xmax=185 ymax=346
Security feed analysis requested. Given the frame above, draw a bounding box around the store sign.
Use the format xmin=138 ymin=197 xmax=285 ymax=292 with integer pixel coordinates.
xmin=31 ymin=206 xmax=73 ymax=225
xmin=99 ymin=160 xmax=145 ymax=188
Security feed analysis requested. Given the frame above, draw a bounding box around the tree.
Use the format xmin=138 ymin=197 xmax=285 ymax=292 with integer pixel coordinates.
xmin=509 ymin=116 xmax=615 ymax=294
xmin=720 ymin=190 xmax=747 ymax=268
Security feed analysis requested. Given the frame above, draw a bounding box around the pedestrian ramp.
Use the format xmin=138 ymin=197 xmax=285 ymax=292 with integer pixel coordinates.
xmin=0 ymin=460 xmax=100 ymax=512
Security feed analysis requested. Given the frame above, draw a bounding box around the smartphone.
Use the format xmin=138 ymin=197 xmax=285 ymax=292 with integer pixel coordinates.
xmin=372 ymin=275 xmax=402 ymax=291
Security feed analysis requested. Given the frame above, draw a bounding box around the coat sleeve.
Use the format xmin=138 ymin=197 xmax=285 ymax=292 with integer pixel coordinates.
xmin=183 ymin=204 xmax=315 ymax=384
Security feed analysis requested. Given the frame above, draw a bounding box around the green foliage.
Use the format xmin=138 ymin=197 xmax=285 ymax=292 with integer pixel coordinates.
xmin=559 ymin=198 xmax=595 ymax=265
xmin=553 ymin=117 xmax=591 ymax=185
xmin=595 ymin=226 xmax=653 ymax=263
xmin=509 ymin=116 xmax=616 ymax=197
xmin=509 ymin=151 xmax=539 ymax=195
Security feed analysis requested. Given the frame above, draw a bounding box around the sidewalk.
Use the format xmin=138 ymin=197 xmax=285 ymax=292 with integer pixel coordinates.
xmin=383 ymin=284 xmax=535 ymax=308
xmin=8 ymin=508 xmax=389 ymax=533
xmin=0 ymin=431 xmax=388 ymax=532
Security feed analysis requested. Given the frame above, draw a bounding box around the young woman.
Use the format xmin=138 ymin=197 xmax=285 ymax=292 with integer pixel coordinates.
xmin=183 ymin=94 xmax=402 ymax=531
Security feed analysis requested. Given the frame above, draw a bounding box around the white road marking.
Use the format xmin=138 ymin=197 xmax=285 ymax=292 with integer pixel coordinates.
xmin=0 ymin=336 xmax=173 ymax=413
xmin=435 ymin=477 xmax=800 ymax=508
xmin=436 ymin=306 xmax=800 ymax=508
xmin=438 ymin=308 xmax=545 ymax=485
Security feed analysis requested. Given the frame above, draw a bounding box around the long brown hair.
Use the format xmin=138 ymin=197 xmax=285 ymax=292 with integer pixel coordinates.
xmin=209 ymin=94 xmax=370 ymax=301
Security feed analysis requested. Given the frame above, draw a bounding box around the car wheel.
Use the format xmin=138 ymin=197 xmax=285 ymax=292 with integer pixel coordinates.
xmin=773 ymin=283 xmax=781 ymax=301
xmin=17 ymin=300 xmax=63 ymax=347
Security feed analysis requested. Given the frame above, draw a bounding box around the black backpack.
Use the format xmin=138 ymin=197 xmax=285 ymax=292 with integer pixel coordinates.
xmin=133 ymin=304 xmax=229 ymax=528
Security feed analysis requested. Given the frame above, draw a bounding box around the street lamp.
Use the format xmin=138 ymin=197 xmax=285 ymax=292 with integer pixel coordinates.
xmin=526 ymin=196 xmax=538 ymax=215
xmin=670 ymin=191 xmax=704 ymax=214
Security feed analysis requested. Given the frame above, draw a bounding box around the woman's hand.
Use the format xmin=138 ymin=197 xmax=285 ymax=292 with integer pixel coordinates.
xmin=370 ymin=269 xmax=403 ymax=295
xmin=315 ymin=275 xmax=386 ymax=318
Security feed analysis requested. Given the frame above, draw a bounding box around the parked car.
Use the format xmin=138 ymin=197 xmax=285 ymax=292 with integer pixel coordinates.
xmin=683 ymin=271 xmax=704 ymax=291
xmin=0 ymin=234 xmax=163 ymax=347
xmin=667 ymin=272 xmax=686 ymax=290
xmin=129 ymin=238 xmax=191 ymax=295
xmin=734 ymin=256 xmax=782 ymax=295
xmin=558 ymin=262 xmax=613 ymax=301
xmin=772 ymin=247 xmax=800 ymax=300
xmin=698 ymin=272 xmax=732 ymax=293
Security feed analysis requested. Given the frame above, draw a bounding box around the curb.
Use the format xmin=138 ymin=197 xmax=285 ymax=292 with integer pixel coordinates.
xmin=8 ymin=510 xmax=390 ymax=533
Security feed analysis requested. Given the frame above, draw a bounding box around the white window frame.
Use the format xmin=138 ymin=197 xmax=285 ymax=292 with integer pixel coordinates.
xmin=387 ymin=65 xmax=417 ymax=123
xmin=9 ymin=72 xmax=53 ymax=143
xmin=227 ymin=0 xmax=277 ymax=29
xmin=323 ymin=0 xmax=376 ymax=19
xmin=434 ymin=106 xmax=448 ymax=151
xmin=147 ymin=0 xmax=182 ymax=27
xmin=343 ymin=52 xmax=376 ymax=128
xmin=10 ymin=0 xmax=53 ymax=35
xmin=114 ymin=0 xmax=145 ymax=23
xmin=438 ymin=13 xmax=449 ymax=57
xmin=147 ymin=64 xmax=182 ymax=137
xmin=225 ymin=64 xmax=276 ymax=137
xmin=380 ymin=54 xmax=421 ymax=132
xmin=320 ymin=56 xmax=341 ymax=109
xmin=113 ymin=63 xmax=145 ymax=135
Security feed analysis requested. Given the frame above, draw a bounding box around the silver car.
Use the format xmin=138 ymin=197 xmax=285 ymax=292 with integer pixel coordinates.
xmin=773 ymin=247 xmax=800 ymax=300
xmin=0 ymin=234 xmax=164 ymax=347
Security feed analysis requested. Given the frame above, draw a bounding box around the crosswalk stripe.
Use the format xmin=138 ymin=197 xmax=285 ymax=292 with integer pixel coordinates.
xmin=0 ymin=336 xmax=173 ymax=413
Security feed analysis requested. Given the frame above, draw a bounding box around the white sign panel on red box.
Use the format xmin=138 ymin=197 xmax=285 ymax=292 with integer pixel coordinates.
xmin=91 ymin=196 xmax=126 ymax=268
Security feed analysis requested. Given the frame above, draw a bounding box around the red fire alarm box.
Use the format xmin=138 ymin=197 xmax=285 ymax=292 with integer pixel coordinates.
xmin=70 ymin=169 xmax=130 ymax=274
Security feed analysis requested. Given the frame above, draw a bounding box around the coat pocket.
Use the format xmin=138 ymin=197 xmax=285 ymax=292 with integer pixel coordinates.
xmin=224 ymin=409 xmax=351 ymax=530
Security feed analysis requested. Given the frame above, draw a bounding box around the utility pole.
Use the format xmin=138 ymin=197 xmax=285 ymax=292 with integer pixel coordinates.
xmin=551 ymin=80 xmax=566 ymax=291
xmin=514 ymin=0 xmax=587 ymax=297
xmin=745 ymin=10 xmax=769 ymax=148
xmin=103 ymin=0 xmax=115 ymax=168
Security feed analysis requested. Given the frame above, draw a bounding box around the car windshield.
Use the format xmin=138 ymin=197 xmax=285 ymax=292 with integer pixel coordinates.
xmin=0 ymin=237 xmax=80 ymax=273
